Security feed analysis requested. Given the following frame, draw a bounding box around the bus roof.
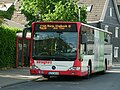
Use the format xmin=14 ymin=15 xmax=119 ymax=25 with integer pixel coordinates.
xmin=32 ymin=21 xmax=79 ymax=24
xmin=82 ymin=23 xmax=112 ymax=34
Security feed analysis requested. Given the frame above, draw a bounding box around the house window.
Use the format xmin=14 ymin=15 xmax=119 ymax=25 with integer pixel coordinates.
xmin=115 ymin=27 xmax=119 ymax=38
xmin=86 ymin=5 xmax=93 ymax=12
xmin=110 ymin=8 xmax=112 ymax=17
xmin=114 ymin=47 xmax=119 ymax=58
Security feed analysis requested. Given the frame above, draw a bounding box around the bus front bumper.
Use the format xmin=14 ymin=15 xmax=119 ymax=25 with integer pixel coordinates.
xmin=30 ymin=69 xmax=88 ymax=76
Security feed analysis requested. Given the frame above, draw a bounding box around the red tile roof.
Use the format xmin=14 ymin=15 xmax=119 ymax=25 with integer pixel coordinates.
xmin=116 ymin=0 xmax=120 ymax=4
xmin=78 ymin=0 xmax=106 ymax=22
xmin=0 ymin=0 xmax=15 ymax=4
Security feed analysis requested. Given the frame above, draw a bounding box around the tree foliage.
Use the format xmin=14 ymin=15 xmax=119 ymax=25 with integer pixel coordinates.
xmin=0 ymin=16 xmax=4 ymax=25
xmin=0 ymin=5 xmax=15 ymax=25
xmin=20 ymin=0 xmax=87 ymax=25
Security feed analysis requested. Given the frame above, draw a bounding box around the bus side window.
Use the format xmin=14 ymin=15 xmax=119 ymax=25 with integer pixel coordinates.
xmin=80 ymin=25 xmax=94 ymax=56
xmin=81 ymin=34 xmax=87 ymax=44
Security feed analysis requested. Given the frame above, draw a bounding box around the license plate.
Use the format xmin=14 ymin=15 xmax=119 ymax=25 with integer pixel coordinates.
xmin=48 ymin=72 xmax=59 ymax=75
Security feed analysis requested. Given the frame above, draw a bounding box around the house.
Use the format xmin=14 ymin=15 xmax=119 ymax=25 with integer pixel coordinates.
xmin=0 ymin=0 xmax=14 ymax=6
xmin=78 ymin=0 xmax=120 ymax=62
xmin=0 ymin=0 xmax=26 ymax=29
xmin=116 ymin=0 xmax=120 ymax=12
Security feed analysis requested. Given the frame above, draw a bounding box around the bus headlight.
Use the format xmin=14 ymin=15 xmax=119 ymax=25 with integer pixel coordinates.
xmin=68 ymin=67 xmax=80 ymax=71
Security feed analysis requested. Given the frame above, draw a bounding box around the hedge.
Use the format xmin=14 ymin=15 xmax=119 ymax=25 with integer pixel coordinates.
xmin=0 ymin=26 xmax=19 ymax=69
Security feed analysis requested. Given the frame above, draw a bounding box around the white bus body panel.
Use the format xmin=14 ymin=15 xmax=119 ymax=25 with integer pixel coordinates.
xmin=34 ymin=61 xmax=74 ymax=71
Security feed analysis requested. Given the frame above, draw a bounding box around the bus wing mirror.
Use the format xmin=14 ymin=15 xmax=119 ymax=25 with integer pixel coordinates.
xmin=81 ymin=34 xmax=87 ymax=44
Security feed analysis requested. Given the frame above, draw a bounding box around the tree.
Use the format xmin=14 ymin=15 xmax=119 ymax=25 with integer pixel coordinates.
xmin=0 ymin=5 xmax=15 ymax=25
xmin=20 ymin=0 xmax=87 ymax=25
xmin=0 ymin=16 xmax=4 ymax=25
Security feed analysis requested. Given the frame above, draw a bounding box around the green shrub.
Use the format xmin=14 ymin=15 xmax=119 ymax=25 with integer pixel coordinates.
xmin=0 ymin=26 xmax=19 ymax=68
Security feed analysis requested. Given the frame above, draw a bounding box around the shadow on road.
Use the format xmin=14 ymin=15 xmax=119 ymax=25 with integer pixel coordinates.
xmin=33 ymin=73 xmax=108 ymax=82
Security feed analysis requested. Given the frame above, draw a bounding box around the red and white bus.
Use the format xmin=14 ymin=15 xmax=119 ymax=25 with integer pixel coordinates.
xmin=23 ymin=22 xmax=112 ymax=78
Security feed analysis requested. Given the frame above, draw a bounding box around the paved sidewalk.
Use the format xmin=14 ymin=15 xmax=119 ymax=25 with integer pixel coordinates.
xmin=113 ymin=62 xmax=120 ymax=67
xmin=0 ymin=67 xmax=41 ymax=88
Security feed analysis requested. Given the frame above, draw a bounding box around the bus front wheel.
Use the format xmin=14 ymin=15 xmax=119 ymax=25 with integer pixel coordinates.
xmin=86 ymin=65 xmax=91 ymax=78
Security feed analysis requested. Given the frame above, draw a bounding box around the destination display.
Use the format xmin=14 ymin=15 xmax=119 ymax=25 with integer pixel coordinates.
xmin=34 ymin=23 xmax=77 ymax=32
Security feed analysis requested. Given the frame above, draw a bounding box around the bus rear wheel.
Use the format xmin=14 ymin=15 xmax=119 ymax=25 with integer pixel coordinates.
xmin=85 ymin=61 xmax=92 ymax=79
xmin=101 ymin=60 xmax=107 ymax=74
xmin=105 ymin=59 xmax=107 ymax=70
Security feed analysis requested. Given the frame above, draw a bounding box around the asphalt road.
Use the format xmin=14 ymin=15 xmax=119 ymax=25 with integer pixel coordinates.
xmin=2 ymin=66 xmax=120 ymax=90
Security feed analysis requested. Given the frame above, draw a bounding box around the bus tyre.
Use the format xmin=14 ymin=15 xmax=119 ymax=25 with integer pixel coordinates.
xmin=87 ymin=65 xmax=91 ymax=78
xmin=102 ymin=61 xmax=107 ymax=74
xmin=101 ymin=67 xmax=106 ymax=74
xmin=85 ymin=65 xmax=91 ymax=79
xmin=103 ymin=68 xmax=106 ymax=73
xmin=101 ymin=60 xmax=107 ymax=74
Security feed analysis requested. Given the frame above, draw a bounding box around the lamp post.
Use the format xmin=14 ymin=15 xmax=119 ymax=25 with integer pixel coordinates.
xmin=76 ymin=2 xmax=82 ymax=22
xmin=78 ymin=6 xmax=81 ymax=22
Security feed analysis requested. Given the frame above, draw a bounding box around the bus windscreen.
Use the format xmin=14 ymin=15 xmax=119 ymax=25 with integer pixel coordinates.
xmin=32 ymin=23 xmax=78 ymax=61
